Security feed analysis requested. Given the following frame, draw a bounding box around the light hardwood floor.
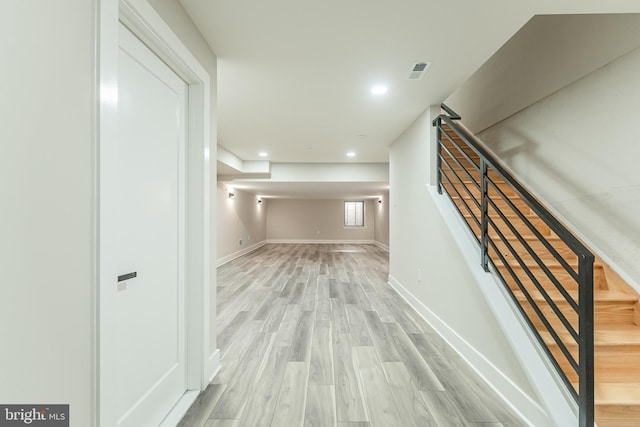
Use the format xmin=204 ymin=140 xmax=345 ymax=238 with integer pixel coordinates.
xmin=177 ymin=244 xmax=527 ymax=427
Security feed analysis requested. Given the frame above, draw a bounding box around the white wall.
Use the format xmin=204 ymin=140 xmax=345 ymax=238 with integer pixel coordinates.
xmin=0 ymin=2 xmax=95 ymax=425
xmin=447 ymin=14 xmax=640 ymax=133
xmin=148 ymin=0 xmax=219 ymax=358
xmin=269 ymin=162 xmax=388 ymax=182
xmin=0 ymin=2 xmax=217 ymax=425
xmin=478 ymin=46 xmax=640 ymax=289
xmin=217 ymin=183 xmax=267 ymax=264
xmin=374 ymin=192 xmax=390 ymax=250
xmin=267 ymin=199 xmax=375 ymax=242
xmin=389 ymin=106 xmax=543 ymax=417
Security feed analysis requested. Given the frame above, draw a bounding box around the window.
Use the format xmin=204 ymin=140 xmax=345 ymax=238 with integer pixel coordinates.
xmin=344 ymin=201 xmax=364 ymax=227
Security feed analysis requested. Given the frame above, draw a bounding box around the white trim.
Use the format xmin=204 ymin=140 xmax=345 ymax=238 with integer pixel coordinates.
xmin=217 ymin=241 xmax=267 ymax=267
xmin=266 ymin=239 xmax=375 ymax=245
xmin=157 ymin=390 xmax=199 ymax=427
xmin=373 ymin=241 xmax=389 ymax=252
xmin=427 ymin=184 xmax=577 ymax=427
xmin=388 ymin=274 xmax=550 ymax=427
xmin=98 ymin=1 xmax=211 ymax=425
xmin=208 ymin=349 xmax=221 ymax=383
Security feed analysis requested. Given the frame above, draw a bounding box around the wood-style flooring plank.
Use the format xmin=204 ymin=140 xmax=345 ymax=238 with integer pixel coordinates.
xmin=363 ymin=310 xmax=401 ymax=362
xmin=421 ymin=389 xmax=474 ymax=427
xmin=301 ymin=276 xmax=318 ymax=311
xmin=316 ymin=299 xmax=331 ymax=323
xmin=271 ymin=362 xmax=308 ymax=427
xmin=367 ymin=293 xmax=396 ymax=323
xmin=345 ymin=304 xmax=373 ymax=346
xmin=333 ymin=333 xmax=368 ymax=422
xmin=176 ymin=383 xmax=225 ymax=427
xmin=339 ymin=281 xmax=358 ymax=305
xmin=350 ymin=280 xmax=372 ymax=311
xmin=304 ymin=385 xmax=336 ymax=427
xmin=309 ymin=321 xmax=333 ymax=385
xmin=317 ymin=275 xmax=330 ymax=300
xmin=253 ymin=291 xmax=280 ymax=321
xmin=213 ymin=320 xmax=264 ymax=384
xmin=217 ymin=311 xmax=253 ymax=351
xmin=385 ymin=322 xmax=444 ymax=391
xmin=209 ymin=333 xmax=273 ymax=419
xmin=273 ymin=304 xmax=302 ymax=346
xmin=237 ymin=345 xmax=290 ymax=427
xmin=382 ymin=362 xmax=437 ymax=427
xmin=354 ymin=346 xmax=402 ymax=426
xmin=290 ymin=311 xmax=315 ymax=361
xmin=261 ymin=297 xmax=289 ymax=333
xmin=330 ymin=298 xmax=350 ymax=334
xmin=289 ymin=281 xmax=308 ymax=304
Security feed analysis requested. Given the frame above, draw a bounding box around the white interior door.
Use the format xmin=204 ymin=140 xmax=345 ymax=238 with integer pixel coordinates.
xmin=115 ymin=22 xmax=187 ymax=427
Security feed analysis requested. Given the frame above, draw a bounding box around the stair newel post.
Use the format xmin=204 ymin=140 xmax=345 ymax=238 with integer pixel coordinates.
xmin=578 ymin=254 xmax=595 ymax=427
xmin=480 ymin=159 xmax=489 ymax=272
xmin=436 ymin=117 xmax=443 ymax=195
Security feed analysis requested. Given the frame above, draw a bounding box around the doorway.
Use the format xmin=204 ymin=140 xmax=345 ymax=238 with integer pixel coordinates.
xmin=98 ymin=2 xmax=213 ymax=425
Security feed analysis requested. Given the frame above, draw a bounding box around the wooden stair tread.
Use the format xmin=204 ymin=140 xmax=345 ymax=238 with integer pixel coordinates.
xmin=591 ymin=383 xmax=640 ymax=405
xmin=541 ymin=325 xmax=640 ymax=347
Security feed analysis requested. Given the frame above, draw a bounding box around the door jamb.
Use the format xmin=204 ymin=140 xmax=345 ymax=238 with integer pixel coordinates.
xmin=97 ymin=0 xmax=211 ymax=425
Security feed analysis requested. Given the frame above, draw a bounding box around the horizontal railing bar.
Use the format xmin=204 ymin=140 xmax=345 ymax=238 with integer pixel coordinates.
xmin=440 ymin=125 xmax=481 ymax=167
xmin=487 ymin=215 xmax=580 ymax=342
xmin=439 ymin=116 xmax=592 ymax=259
xmin=487 ymin=197 xmax=580 ymax=313
xmin=439 ymin=171 xmax=481 ymax=245
xmin=440 ymin=156 xmax=482 ymax=210
xmin=487 ymin=176 xmax=580 ymax=283
xmin=440 ymin=167 xmax=482 ymax=230
xmin=439 ymin=125 xmax=481 ymax=172
xmin=488 ymin=256 xmax=580 ymax=402
xmin=488 ymin=238 xmax=580 ymax=375
xmin=438 ymin=146 xmax=481 ymax=192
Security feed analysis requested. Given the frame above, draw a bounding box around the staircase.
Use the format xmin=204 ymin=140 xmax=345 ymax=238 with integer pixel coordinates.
xmin=436 ymin=114 xmax=640 ymax=426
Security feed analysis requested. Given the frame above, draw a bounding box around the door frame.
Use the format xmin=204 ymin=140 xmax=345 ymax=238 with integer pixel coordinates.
xmin=98 ymin=0 xmax=212 ymax=425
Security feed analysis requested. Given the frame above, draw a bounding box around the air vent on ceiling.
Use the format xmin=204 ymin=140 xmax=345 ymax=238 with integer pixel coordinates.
xmin=408 ymin=61 xmax=431 ymax=80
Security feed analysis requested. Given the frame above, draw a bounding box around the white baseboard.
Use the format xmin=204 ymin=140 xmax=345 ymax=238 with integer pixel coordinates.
xmin=388 ymin=274 xmax=550 ymax=427
xmin=427 ymin=184 xmax=577 ymax=427
xmin=216 ymin=241 xmax=266 ymax=267
xmin=158 ymin=390 xmax=199 ymax=427
xmin=207 ymin=349 xmax=221 ymax=383
xmin=157 ymin=349 xmax=220 ymax=426
xmin=266 ymin=239 xmax=375 ymax=245
xmin=374 ymin=240 xmax=389 ymax=252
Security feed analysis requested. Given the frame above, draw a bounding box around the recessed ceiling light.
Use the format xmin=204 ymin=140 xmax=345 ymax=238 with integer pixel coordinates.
xmin=347 ymin=151 xmax=356 ymax=157
xmin=259 ymin=151 xmax=268 ymax=157
xmin=371 ymin=85 xmax=388 ymax=95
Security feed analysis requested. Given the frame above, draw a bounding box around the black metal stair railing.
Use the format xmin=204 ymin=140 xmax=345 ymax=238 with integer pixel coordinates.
xmin=432 ymin=104 xmax=594 ymax=427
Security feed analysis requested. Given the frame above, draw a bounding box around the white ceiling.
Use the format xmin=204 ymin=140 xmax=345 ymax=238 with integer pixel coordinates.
xmin=180 ymin=0 xmax=542 ymax=163
xmin=180 ymin=0 xmax=640 ymax=197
